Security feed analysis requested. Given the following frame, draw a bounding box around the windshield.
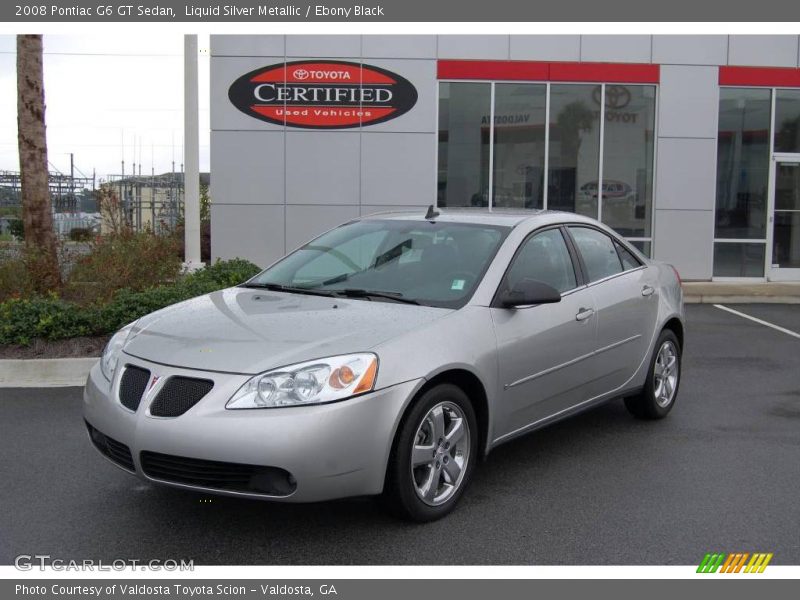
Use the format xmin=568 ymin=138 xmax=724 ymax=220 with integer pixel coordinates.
xmin=245 ymin=219 xmax=510 ymax=308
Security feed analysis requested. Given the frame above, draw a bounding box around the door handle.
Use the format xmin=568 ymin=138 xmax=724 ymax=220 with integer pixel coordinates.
xmin=576 ymin=308 xmax=595 ymax=322
xmin=641 ymin=285 xmax=655 ymax=297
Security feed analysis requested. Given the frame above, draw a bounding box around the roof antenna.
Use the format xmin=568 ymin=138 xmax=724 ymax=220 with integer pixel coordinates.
xmin=425 ymin=204 xmax=440 ymax=220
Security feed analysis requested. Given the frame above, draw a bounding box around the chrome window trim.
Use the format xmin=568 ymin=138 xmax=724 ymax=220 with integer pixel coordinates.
xmin=564 ymin=224 xmax=648 ymax=287
xmin=584 ymin=264 xmax=647 ymax=290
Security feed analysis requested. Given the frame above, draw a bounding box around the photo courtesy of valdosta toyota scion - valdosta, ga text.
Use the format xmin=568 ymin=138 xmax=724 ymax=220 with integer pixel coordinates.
xmin=15 ymin=584 xmax=337 ymax=597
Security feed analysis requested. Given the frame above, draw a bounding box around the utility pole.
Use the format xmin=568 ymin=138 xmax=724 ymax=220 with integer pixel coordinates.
xmin=69 ymin=153 xmax=75 ymax=213
xmin=183 ymin=34 xmax=203 ymax=271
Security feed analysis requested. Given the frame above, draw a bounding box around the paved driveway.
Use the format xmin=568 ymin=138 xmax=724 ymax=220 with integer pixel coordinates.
xmin=1 ymin=304 xmax=798 ymax=565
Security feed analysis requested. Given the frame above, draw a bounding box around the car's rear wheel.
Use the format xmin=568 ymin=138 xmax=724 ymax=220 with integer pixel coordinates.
xmin=625 ymin=329 xmax=681 ymax=420
xmin=382 ymin=383 xmax=477 ymax=522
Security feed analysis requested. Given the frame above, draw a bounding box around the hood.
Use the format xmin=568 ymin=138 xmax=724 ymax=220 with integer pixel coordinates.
xmin=123 ymin=287 xmax=450 ymax=374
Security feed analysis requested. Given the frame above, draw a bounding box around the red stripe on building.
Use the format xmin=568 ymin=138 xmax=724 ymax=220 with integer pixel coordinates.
xmin=549 ymin=62 xmax=659 ymax=83
xmin=437 ymin=60 xmax=550 ymax=81
xmin=720 ymin=66 xmax=800 ymax=87
xmin=437 ymin=60 xmax=660 ymax=83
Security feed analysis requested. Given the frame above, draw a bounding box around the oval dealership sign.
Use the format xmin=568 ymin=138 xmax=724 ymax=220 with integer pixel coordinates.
xmin=228 ymin=60 xmax=418 ymax=129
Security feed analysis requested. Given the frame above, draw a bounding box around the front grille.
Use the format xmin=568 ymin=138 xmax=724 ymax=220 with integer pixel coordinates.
xmin=119 ymin=365 xmax=150 ymax=412
xmin=85 ymin=421 xmax=135 ymax=472
xmin=149 ymin=376 xmax=214 ymax=417
xmin=140 ymin=451 xmax=296 ymax=496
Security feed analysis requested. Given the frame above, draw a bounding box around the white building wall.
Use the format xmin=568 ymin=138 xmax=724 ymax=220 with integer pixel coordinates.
xmin=211 ymin=34 xmax=800 ymax=278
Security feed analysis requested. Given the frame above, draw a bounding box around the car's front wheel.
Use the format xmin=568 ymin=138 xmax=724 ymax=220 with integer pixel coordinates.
xmin=625 ymin=329 xmax=682 ymax=419
xmin=382 ymin=383 xmax=477 ymax=522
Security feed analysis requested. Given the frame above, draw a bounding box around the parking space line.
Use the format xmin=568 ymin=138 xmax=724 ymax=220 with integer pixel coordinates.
xmin=713 ymin=304 xmax=800 ymax=340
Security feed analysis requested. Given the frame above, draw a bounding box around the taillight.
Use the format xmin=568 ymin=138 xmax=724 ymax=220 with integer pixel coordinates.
xmin=670 ymin=265 xmax=682 ymax=285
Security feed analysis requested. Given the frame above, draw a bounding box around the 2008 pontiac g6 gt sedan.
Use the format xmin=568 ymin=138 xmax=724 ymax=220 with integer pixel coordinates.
xmin=84 ymin=208 xmax=684 ymax=521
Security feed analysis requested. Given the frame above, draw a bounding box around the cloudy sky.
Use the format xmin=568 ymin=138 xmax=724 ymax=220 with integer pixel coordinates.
xmin=0 ymin=34 xmax=210 ymax=184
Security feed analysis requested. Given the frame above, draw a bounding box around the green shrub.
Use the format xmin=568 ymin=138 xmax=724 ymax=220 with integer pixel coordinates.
xmin=96 ymin=258 xmax=261 ymax=331
xmin=0 ymin=258 xmax=262 ymax=346
xmin=0 ymin=257 xmax=35 ymax=303
xmin=67 ymin=231 xmax=182 ymax=304
xmin=97 ymin=286 xmax=192 ymax=332
xmin=68 ymin=227 xmax=94 ymax=242
xmin=8 ymin=219 xmax=24 ymax=240
xmin=0 ymin=295 xmax=99 ymax=345
xmin=187 ymin=258 xmax=261 ymax=288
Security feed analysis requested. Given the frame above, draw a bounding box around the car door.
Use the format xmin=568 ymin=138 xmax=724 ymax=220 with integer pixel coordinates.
xmin=491 ymin=226 xmax=598 ymax=440
xmin=566 ymin=226 xmax=659 ymax=396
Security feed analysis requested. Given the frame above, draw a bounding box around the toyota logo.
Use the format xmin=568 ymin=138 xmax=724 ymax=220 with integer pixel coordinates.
xmin=293 ymin=69 xmax=309 ymax=80
xmin=592 ymin=85 xmax=631 ymax=109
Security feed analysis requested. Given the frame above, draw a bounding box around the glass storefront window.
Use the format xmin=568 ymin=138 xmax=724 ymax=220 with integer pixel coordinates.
xmin=437 ymin=81 xmax=654 ymax=251
xmin=601 ymin=85 xmax=656 ymax=238
xmin=629 ymin=240 xmax=651 ymax=258
xmin=774 ymin=89 xmax=800 ymax=153
xmin=547 ymin=85 xmax=601 ymax=218
xmin=715 ymin=88 xmax=771 ymax=240
xmin=492 ymin=84 xmax=547 ymax=209
xmin=713 ymin=242 xmax=766 ymax=277
xmin=773 ymin=212 xmax=800 ymax=269
xmin=772 ymin=162 xmax=800 ymax=269
xmin=437 ymin=82 xmax=491 ymax=208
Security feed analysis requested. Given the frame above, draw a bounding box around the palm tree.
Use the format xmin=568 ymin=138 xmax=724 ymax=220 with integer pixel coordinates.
xmin=17 ymin=34 xmax=61 ymax=290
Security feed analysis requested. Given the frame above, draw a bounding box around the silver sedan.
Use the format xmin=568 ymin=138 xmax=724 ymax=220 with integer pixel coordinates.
xmin=84 ymin=209 xmax=684 ymax=521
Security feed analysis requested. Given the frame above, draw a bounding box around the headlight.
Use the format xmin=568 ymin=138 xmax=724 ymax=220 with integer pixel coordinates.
xmin=100 ymin=322 xmax=137 ymax=381
xmin=226 ymin=353 xmax=378 ymax=409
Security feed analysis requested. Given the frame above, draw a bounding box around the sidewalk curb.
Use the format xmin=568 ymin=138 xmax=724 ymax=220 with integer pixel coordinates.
xmin=0 ymin=357 xmax=97 ymax=388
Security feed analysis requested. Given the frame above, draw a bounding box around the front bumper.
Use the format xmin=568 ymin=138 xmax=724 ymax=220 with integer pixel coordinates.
xmin=83 ymin=354 xmax=421 ymax=502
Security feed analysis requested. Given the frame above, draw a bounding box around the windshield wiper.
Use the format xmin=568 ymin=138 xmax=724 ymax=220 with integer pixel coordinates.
xmin=239 ymin=282 xmax=336 ymax=298
xmin=334 ymin=288 xmax=421 ymax=305
xmin=322 ymin=272 xmax=351 ymax=285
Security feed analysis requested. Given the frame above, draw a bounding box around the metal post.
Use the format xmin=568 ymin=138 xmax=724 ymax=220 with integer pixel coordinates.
xmin=69 ymin=153 xmax=74 ymax=213
xmin=183 ymin=34 xmax=203 ymax=271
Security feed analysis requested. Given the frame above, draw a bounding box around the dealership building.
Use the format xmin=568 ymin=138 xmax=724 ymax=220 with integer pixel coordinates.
xmin=209 ymin=35 xmax=800 ymax=281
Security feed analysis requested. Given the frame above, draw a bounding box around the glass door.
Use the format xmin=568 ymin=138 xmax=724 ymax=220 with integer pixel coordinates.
xmin=769 ymin=160 xmax=800 ymax=280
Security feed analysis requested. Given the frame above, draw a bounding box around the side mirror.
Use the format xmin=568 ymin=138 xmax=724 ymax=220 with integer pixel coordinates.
xmin=499 ymin=279 xmax=562 ymax=308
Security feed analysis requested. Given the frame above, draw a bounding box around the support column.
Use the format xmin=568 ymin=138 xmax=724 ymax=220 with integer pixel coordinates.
xmin=183 ymin=34 xmax=203 ymax=271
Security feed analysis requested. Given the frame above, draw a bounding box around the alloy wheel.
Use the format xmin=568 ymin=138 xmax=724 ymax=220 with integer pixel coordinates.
xmin=653 ymin=341 xmax=679 ymax=408
xmin=410 ymin=401 xmax=471 ymax=506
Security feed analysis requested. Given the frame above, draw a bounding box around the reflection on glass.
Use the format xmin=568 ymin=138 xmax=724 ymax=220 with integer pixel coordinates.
xmin=436 ymin=82 xmax=655 ymax=249
xmin=601 ymin=85 xmax=656 ymax=238
xmin=438 ymin=82 xmax=491 ymax=207
xmin=774 ymin=89 xmax=800 ymax=153
xmin=773 ymin=163 xmax=800 ymax=269
xmin=715 ymin=88 xmax=771 ymax=240
xmin=629 ymin=240 xmax=651 ymax=258
xmin=773 ymin=212 xmax=800 ymax=269
xmin=774 ymin=163 xmax=800 ymax=211
xmin=492 ymin=84 xmax=547 ymax=209
xmin=713 ymin=243 xmax=766 ymax=277
xmin=548 ymin=85 xmax=601 ymax=218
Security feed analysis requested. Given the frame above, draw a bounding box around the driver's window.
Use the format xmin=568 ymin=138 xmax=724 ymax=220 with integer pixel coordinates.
xmin=505 ymin=229 xmax=577 ymax=294
xmin=294 ymin=230 xmax=387 ymax=284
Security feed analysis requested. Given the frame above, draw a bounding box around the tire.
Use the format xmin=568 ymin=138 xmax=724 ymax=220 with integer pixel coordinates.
xmin=381 ymin=383 xmax=478 ymax=522
xmin=625 ymin=329 xmax=682 ymax=420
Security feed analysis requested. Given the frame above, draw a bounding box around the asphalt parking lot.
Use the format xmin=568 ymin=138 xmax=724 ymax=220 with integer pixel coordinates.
xmin=1 ymin=303 xmax=798 ymax=565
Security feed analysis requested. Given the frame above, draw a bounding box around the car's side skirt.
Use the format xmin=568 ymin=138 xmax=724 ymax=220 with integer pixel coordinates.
xmin=488 ymin=384 xmax=644 ymax=452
